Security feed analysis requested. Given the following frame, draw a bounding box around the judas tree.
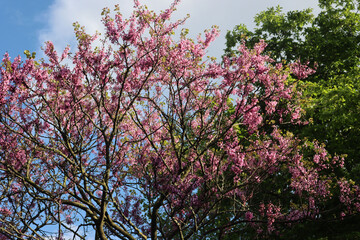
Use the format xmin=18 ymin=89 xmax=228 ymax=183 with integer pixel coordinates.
xmin=0 ymin=1 xmax=359 ymax=239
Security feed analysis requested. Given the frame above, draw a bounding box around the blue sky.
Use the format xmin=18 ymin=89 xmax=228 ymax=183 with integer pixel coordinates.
xmin=1 ymin=0 xmax=319 ymax=60
xmin=0 ymin=0 xmax=49 ymax=57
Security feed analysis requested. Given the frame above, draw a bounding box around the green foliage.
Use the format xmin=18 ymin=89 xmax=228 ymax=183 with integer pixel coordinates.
xmin=225 ymin=0 xmax=360 ymax=177
xmin=225 ymin=6 xmax=314 ymax=64
xmin=225 ymin=0 xmax=360 ymax=82
xmin=225 ymin=0 xmax=360 ymax=238
xmin=303 ymin=76 xmax=360 ymax=181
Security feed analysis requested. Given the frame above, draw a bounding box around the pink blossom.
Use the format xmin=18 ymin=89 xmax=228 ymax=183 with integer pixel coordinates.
xmin=245 ymin=211 xmax=254 ymax=221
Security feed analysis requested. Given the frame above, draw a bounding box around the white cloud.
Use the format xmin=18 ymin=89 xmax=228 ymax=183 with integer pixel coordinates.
xmin=38 ymin=0 xmax=319 ymax=58
xmin=43 ymin=224 xmax=95 ymax=240
xmin=62 ymin=225 xmax=95 ymax=240
xmin=38 ymin=0 xmax=130 ymax=53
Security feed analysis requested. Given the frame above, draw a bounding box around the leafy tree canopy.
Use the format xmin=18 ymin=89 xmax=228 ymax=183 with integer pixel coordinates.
xmin=225 ymin=0 xmax=360 ymax=181
xmin=225 ymin=0 xmax=360 ymax=238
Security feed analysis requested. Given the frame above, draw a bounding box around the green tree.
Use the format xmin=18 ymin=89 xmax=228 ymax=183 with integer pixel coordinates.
xmin=226 ymin=0 xmax=360 ymax=182
xmin=225 ymin=0 xmax=360 ymax=82
xmin=225 ymin=0 xmax=360 ymax=238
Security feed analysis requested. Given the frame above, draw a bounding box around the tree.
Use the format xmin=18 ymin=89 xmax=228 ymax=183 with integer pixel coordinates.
xmin=225 ymin=1 xmax=360 ymax=176
xmin=225 ymin=0 xmax=360 ymax=82
xmin=1 ymin=1 xmax=359 ymax=239
xmin=225 ymin=0 xmax=360 ymax=238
